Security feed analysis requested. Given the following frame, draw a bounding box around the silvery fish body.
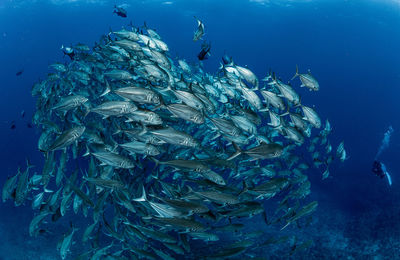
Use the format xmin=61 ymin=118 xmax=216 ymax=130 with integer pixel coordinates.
xmin=138 ymin=34 xmax=158 ymax=49
xmin=245 ymin=143 xmax=284 ymax=159
xmin=114 ymin=87 xmax=160 ymax=104
xmin=292 ymin=66 xmax=320 ymax=91
xmin=112 ymin=29 xmax=140 ymax=41
xmin=120 ymin=141 xmax=161 ymax=156
xmin=290 ymin=113 xmax=310 ymax=136
xmin=275 ymin=80 xmax=300 ymax=105
xmin=268 ymin=111 xmax=282 ymax=128
xmin=91 ymin=101 xmax=137 ymax=117
xmin=261 ymin=90 xmax=285 ymax=110
xmin=299 ymin=73 xmax=319 ymax=91
xmin=59 ymin=227 xmax=77 ymax=260
xmin=153 ymin=38 xmax=169 ymax=52
xmin=230 ymin=115 xmax=257 ymax=134
xmin=240 ymin=87 xmax=262 ymax=110
xmin=178 ymin=60 xmax=191 ymax=74
xmin=209 ymin=117 xmax=241 ymax=137
xmin=150 ymin=127 xmax=199 ymax=148
xmin=104 ymin=69 xmax=134 ymax=80
xmin=113 ymin=39 xmax=142 ymax=51
xmin=235 ymin=65 xmax=258 ymax=87
xmin=48 ymin=126 xmax=86 ymax=151
xmin=126 ymin=110 xmax=163 ymax=125
xmin=51 ymin=95 xmax=88 ymax=112
xmin=108 ymin=45 xmax=130 ymax=59
xmin=301 ymin=105 xmax=321 ymax=129
xmin=193 ymin=17 xmax=205 ymax=41
xmin=92 ymin=152 xmax=135 ymax=169
xmin=166 ymin=103 xmax=204 ymax=124
xmin=49 ymin=63 xmax=67 ymax=72
xmin=195 ymin=93 xmax=216 ymax=114
xmin=2 ymin=168 xmax=20 ymax=202
xmin=283 ymin=126 xmax=305 ymax=145
xmin=173 ymin=90 xmax=204 ymax=110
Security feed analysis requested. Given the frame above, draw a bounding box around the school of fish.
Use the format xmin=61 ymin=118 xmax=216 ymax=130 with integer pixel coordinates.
xmin=2 ymin=18 xmax=347 ymax=259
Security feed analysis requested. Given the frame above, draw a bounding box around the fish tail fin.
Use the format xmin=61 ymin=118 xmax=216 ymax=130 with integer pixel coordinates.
xmin=139 ymin=123 xmax=148 ymax=136
xmin=82 ymin=101 xmax=91 ymax=117
xmin=158 ymin=84 xmax=172 ymax=93
xmin=290 ymin=64 xmax=299 ymax=81
xmin=262 ymin=68 xmax=272 ymax=82
xmin=153 ymin=96 xmax=166 ymax=110
xmin=25 ymin=158 xmax=34 ymax=170
xmin=294 ymin=95 xmax=302 ymax=108
xmin=385 ymin=171 xmax=392 ymax=186
xmin=238 ymin=180 xmax=249 ymax=196
xmin=149 ymin=157 xmax=160 ymax=169
xmin=262 ymin=211 xmax=269 ymax=225
xmin=132 ymin=185 xmax=147 ymax=202
xmin=83 ymin=145 xmax=90 ymax=157
xmin=281 ymin=221 xmax=291 ymax=230
xmin=100 ymin=79 xmax=111 ymax=97
xmin=279 ymin=105 xmax=291 ymax=117
xmin=227 ymin=142 xmax=242 ymax=161
xmin=186 ymin=185 xmax=194 ymax=194
xmin=113 ymin=125 xmax=122 ymax=135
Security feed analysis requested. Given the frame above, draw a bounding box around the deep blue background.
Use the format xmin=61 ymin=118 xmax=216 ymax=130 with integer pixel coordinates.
xmin=1 ymin=0 xmax=399 ymax=257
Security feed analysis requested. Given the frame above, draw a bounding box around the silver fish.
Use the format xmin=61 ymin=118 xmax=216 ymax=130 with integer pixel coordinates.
xmin=292 ymin=65 xmax=320 ymax=91
xmin=193 ymin=17 xmax=205 ymax=41
xmin=92 ymin=152 xmax=136 ymax=169
xmin=47 ymin=126 xmax=86 ymax=151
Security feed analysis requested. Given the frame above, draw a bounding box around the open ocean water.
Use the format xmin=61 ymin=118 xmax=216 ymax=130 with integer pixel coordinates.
xmin=0 ymin=0 xmax=400 ymax=259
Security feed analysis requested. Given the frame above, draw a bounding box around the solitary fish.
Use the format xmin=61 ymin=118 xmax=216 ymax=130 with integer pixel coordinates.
xmin=193 ymin=17 xmax=205 ymax=41
xmin=16 ymin=69 xmax=24 ymax=76
xmin=198 ymin=41 xmax=211 ymax=60
xmin=291 ymin=65 xmax=320 ymax=91
xmin=113 ymin=5 xmax=127 ymax=18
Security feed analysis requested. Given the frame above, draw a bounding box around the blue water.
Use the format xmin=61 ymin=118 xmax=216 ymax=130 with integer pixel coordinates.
xmin=1 ymin=0 xmax=400 ymax=258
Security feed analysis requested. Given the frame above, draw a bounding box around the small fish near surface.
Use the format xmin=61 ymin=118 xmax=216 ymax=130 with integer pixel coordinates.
xmin=198 ymin=41 xmax=211 ymax=60
xmin=10 ymin=121 xmax=16 ymax=130
xmin=61 ymin=45 xmax=75 ymax=60
xmin=193 ymin=16 xmax=205 ymax=41
xmin=113 ymin=5 xmax=127 ymax=18
xmin=16 ymin=69 xmax=24 ymax=76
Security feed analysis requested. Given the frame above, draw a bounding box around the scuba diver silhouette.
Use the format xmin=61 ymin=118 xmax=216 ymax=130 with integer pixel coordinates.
xmin=373 ymin=126 xmax=393 ymax=186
